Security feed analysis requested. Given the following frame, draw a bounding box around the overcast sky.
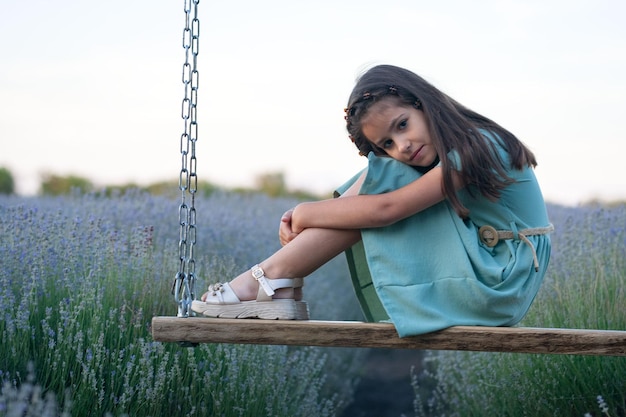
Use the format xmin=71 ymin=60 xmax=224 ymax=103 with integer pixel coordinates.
xmin=1 ymin=0 xmax=625 ymax=205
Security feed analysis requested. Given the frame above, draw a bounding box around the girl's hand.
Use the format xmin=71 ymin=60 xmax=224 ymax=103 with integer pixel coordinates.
xmin=278 ymin=208 xmax=299 ymax=246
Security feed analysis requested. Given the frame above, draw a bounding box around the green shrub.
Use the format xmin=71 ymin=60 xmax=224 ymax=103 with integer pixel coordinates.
xmin=0 ymin=167 xmax=14 ymax=195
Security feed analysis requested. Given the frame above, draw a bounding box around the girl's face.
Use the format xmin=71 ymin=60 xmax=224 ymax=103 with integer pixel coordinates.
xmin=360 ymin=98 xmax=437 ymax=168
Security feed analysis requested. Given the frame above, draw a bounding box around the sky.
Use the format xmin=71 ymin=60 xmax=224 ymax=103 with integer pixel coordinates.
xmin=1 ymin=0 xmax=625 ymax=205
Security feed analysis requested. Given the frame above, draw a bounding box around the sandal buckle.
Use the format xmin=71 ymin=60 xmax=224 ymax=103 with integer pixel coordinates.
xmin=251 ymin=264 xmax=275 ymax=296
xmin=208 ymin=283 xmax=225 ymax=295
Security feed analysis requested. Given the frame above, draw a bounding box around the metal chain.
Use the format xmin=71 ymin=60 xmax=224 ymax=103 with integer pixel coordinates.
xmin=173 ymin=0 xmax=200 ymax=317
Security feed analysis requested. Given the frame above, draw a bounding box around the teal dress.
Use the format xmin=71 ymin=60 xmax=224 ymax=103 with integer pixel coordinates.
xmin=336 ymin=133 xmax=552 ymax=337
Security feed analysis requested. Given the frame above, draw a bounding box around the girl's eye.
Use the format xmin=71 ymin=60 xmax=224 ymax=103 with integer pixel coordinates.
xmin=382 ymin=139 xmax=393 ymax=149
xmin=398 ymin=119 xmax=408 ymax=130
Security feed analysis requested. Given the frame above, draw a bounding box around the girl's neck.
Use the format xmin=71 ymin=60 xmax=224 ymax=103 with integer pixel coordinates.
xmin=415 ymin=155 xmax=440 ymax=174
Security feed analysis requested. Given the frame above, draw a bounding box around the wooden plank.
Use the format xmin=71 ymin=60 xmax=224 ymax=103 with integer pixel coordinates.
xmin=151 ymin=317 xmax=626 ymax=356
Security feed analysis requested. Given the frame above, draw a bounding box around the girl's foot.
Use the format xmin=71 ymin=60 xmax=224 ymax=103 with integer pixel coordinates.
xmin=191 ymin=265 xmax=309 ymax=320
xmin=200 ymin=264 xmax=296 ymax=302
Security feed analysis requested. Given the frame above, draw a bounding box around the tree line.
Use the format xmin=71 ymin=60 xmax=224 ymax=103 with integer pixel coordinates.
xmin=0 ymin=167 xmax=327 ymax=200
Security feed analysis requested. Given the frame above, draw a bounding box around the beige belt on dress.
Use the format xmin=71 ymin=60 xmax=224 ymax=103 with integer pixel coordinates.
xmin=478 ymin=224 xmax=554 ymax=272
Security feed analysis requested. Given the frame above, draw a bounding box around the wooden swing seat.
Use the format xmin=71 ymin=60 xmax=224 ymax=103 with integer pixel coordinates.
xmin=151 ymin=317 xmax=626 ymax=356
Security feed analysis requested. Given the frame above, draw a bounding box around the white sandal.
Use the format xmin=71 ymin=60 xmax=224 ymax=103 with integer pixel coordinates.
xmin=191 ymin=265 xmax=309 ymax=320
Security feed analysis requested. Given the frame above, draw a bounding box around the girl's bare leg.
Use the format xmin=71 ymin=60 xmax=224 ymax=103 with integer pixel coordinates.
xmin=201 ymin=227 xmax=361 ymax=301
xmin=200 ymin=171 xmax=368 ymax=302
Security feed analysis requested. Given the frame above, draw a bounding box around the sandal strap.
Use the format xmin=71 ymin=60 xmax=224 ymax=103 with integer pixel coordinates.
xmin=207 ymin=282 xmax=241 ymax=303
xmin=251 ymin=264 xmax=278 ymax=297
xmin=256 ymin=278 xmax=296 ymax=302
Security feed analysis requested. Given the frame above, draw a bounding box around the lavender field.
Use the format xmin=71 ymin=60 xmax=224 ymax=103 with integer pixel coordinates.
xmin=0 ymin=190 xmax=624 ymax=416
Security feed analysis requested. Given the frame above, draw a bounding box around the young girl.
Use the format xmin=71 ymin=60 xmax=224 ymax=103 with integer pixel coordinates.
xmin=192 ymin=64 xmax=552 ymax=337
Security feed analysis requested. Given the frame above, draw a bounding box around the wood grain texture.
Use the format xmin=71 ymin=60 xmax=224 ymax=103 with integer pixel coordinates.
xmin=151 ymin=317 xmax=626 ymax=356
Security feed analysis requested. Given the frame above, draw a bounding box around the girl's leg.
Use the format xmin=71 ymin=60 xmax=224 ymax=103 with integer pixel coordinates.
xmin=201 ymin=171 xmax=367 ymax=302
xmin=201 ymin=227 xmax=361 ymax=301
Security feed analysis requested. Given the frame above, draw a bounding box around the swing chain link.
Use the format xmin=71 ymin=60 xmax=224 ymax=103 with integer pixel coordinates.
xmin=174 ymin=0 xmax=200 ymax=317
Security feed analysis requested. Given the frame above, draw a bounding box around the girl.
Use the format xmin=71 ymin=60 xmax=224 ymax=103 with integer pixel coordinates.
xmin=192 ymin=64 xmax=552 ymax=337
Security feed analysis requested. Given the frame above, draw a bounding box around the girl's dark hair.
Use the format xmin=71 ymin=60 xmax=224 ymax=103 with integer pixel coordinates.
xmin=345 ymin=64 xmax=537 ymax=218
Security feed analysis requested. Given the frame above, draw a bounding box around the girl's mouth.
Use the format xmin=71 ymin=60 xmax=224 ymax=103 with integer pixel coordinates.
xmin=410 ymin=146 xmax=422 ymax=161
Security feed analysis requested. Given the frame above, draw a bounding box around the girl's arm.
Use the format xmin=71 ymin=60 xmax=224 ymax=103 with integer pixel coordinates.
xmin=291 ymin=166 xmax=462 ymax=232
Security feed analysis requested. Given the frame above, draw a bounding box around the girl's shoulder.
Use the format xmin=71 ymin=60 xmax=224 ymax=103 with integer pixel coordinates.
xmin=474 ymin=128 xmax=512 ymax=167
xmin=478 ymin=128 xmax=505 ymax=149
xmin=445 ymin=129 xmax=511 ymax=172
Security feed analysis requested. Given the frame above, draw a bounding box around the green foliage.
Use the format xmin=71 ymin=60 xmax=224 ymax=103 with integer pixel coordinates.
xmin=252 ymin=171 xmax=330 ymax=200
xmin=0 ymin=167 xmax=14 ymax=195
xmin=255 ymin=172 xmax=287 ymax=197
xmin=0 ymin=363 xmax=72 ymax=417
xmin=40 ymin=173 xmax=93 ymax=195
xmin=30 ymin=170 xmax=327 ymax=200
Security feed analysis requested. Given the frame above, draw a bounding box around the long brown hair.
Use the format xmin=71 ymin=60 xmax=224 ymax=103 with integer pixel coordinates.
xmin=344 ymin=65 xmax=537 ymax=218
